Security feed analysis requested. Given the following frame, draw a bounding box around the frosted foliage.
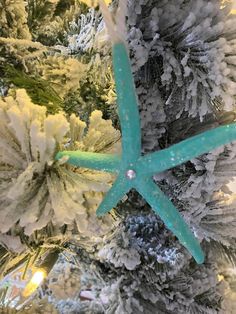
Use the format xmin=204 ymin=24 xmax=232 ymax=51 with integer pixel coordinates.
xmin=100 ymin=280 xmax=144 ymax=314
xmin=178 ymin=148 xmax=224 ymax=211
xmin=68 ymin=9 xmax=107 ymax=53
xmin=98 ymin=241 xmax=141 ymax=270
xmin=205 ymin=146 xmax=236 ymax=237
xmin=127 ymin=0 xmax=236 ymax=118
xmin=0 ymin=37 xmax=47 ymax=67
xmin=172 ymin=143 xmax=236 ymax=245
xmin=0 ymin=0 xmax=31 ymax=39
xmin=0 ymin=298 xmax=57 ymax=314
xmin=77 ymin=214 xmax=223 ymax=313
xmin=23 ymin=298 xmax=58 ymax=314
xmin=214 ymin=142 xmax=236 ymax=186
xmin=125 ymin=214 xmax=185 ymax=267
xmin=221 ymin=291 xmax=236 ymax=314
xmin=128 ymin=27 xmax=149 ymax=72
xmin=98 ymin=228 xmax=141 ymax=270
xmin=98 ymin=259 xmax=222 ymax=314
xmin=220 ymin=268 xmax=236 ymax=314
xmin=56 ymin=299 xmax=104 ymax=314
xmin=68 ymin=7 xmax=112 ymax=56
xmin=0 ymin=234 xmax=26 ymax=253
xmin=56 ymin=300 xmax=80 ymax=313
xmin=200 ymin=192 xmax=236 ymax=245
xmin=32 ymin=1 xmax=81 ymax=43
xmin=37 ymin=55 xmax=88 ymax=98
xmin=0 ymin=89 xmax=120 ymax=243
xmin=138 ymin=84 xmax=166 ymax=152
xmin=48 ymin=262 xmax=80 ymax=300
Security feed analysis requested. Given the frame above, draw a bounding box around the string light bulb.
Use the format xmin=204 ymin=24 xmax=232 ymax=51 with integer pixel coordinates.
xmin=22 ymin=269 xmax=47 ymax=297
xmin=22 ymin=250 xmax=59 ymax=298
xmin=218 ymin=274 xmax=225 ymax=282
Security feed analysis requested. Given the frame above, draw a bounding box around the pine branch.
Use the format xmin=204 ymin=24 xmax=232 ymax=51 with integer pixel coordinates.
xmin=210 ymin=240 xmax=236 ymax=267
xmin=2 ymin=65 xmax=63 ymax=114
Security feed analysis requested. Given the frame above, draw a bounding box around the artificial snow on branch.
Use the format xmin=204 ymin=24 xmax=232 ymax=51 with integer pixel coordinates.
xmin=0 ymin=298 xmax=58 ymax=314
xmin=127 ymin=0 xmax=236 ymax=119
xmin=36 ymin=55 xmax=88 ymax=98
xmin=0 ymin=37 xmax=47 ymax=69
xmin=0 ymin=0 xmax=31 ymax=39
xmin=0 ymin=89 xmax=120 ymax=245
xmin=47 ymin=259 xmax=81 ymax=300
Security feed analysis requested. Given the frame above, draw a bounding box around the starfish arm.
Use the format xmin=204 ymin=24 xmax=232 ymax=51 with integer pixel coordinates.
xmin=113 ymin=43 xmax=141 ymax=161
xmin=96 ymin=174 xmax=131 ymax=216
xmin=138 ymin=124 xmax=236 ymax=175
xmin=134 ymin=178 xmax=204 ymax=264
xmin=56 ymin=151 xmax=121 ymax=173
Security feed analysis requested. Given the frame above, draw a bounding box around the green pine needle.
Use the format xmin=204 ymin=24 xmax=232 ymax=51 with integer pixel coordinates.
xmin=3 ymin=65 xmax=63 ymax=114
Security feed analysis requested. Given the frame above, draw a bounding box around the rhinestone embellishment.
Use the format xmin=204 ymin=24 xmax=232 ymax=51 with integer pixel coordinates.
xmin=125 ymin=169 xmax=136 ymax=180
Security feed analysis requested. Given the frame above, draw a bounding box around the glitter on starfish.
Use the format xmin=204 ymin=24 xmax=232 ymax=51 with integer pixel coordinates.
xmin=56 ymin=0 xmax=236 ymax=264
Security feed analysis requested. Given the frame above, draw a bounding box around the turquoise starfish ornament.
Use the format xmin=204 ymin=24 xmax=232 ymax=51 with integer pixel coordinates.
xmin=56 ymin=1 xmax=236 ymax=264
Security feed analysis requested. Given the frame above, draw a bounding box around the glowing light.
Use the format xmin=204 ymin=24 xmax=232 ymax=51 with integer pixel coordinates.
xmin=22 ymin=269 xmax=47 ymax=297
xmin=218 ymin=274 xmax=225 ymax=282
xmin=30 ymin=270 xmax=45 ymax=285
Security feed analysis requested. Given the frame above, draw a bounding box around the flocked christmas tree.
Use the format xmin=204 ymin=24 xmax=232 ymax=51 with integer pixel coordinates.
xmin=0 ymin=0 xmax=236 ymax=313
